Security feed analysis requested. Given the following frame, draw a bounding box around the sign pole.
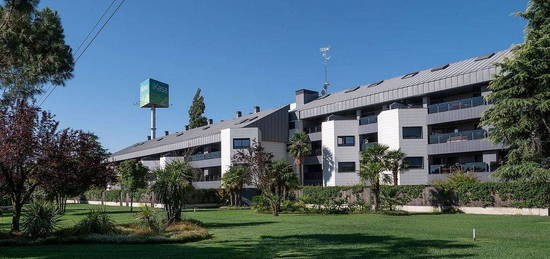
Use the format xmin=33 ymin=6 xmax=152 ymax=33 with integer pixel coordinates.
xmin=151 ymin=107 xmax=156 ymax=139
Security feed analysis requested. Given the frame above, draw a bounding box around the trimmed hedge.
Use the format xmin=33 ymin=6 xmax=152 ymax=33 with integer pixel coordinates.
xmin=297 ymin=182 xmax=550 ymax=209
xmin=82 ymin=189 xmax=223 ymax=205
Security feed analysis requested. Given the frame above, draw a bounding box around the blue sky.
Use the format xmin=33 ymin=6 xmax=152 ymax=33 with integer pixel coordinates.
xmin=37 ymin=0 xmax=528 ymax=153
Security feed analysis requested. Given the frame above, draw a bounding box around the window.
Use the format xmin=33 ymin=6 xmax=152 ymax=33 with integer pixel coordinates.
xmin=402 ymin=127 xmax=423 ymax=139
xmin=338 ymin=162 xmax=356 ymax=173
xmin=367 ymin=80 xmax=384 ymax=87
xmin=337 ymin=136 xmax=355 ymax=146
xmin=318 ymin=94 xmax=331 ymax=100
xmin=404 ymin=157 xmax=424 ymax=169
xmin=289 ymin=121 xmax=296 ymax=129
xmin=233 ymin=138 xmax=250 ymax=149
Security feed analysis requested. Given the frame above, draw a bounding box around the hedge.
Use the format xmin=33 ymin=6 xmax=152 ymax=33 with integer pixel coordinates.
xmin=296 ymin=182 xmax=550 ymax=209
xmin=82 ymin=188 xmax=223 ymax=205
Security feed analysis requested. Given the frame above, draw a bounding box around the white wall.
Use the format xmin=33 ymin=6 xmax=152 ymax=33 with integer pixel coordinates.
xmin=220 ymin=127 xmax=260 ymax=176
xmin=378 ymin=108 xmax=429 ymax=185
xmin=321 ymin=119 xmax=361 ymax=186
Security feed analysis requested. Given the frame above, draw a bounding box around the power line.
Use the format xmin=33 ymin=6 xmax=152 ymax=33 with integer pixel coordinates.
xmin=73 ymin=0 xmax=118 ymax=56
xmin=38 ymin=0 xmax=126 ymax=106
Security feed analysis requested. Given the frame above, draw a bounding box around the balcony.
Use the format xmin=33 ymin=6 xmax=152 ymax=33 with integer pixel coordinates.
xmin=359 ymin=115 xmax=377 ymax=125
xmin=304 ymin=126 xmax=322 ymax=134
xmin=429 ymin=129 xmax=487 ymax=144
xmin=360 ymin=142 xmax=378 ymax=151
xmin=428 ymin=96 xmax=486 ymax=114
xmin=429 ymin=162 xmax=488 ymax=174
xmin=189 ymin=151 xmax=221 ymax=161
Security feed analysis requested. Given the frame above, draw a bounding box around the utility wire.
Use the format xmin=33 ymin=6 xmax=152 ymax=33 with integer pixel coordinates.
xmin=73 ymin=0 xmax=118 ymax=56
xmin=39 ymin=0 xmax=126 ymax=106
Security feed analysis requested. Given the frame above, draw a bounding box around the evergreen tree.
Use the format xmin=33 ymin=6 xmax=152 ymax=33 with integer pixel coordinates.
xmin=481 ymin=0 xmax=550 ymax=181
xmin=0 ymin=0 xmax=74 ymax=101
xmin=188 ymin=88 xmax=208 ymax=129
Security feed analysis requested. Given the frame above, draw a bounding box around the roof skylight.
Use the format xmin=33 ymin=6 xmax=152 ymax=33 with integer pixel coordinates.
xmin=344 ymin=86 xmax=360 ymax=93
xmin=318 ymin=94 xmax=331 ymax=100
xmin=156 ymin=137 xmax=164 ymax=141
xmin=474 ymin=53 xmax=495 ymax=61
xmin=401 ymin=72 xmax=419 ymax=79
xmin=367 ymin=80 xmax=384 ymax=87
xmin=202 ymin=126 xmax=210 ymax=130
xmin=430 ymin=64 xmax=449 ymax=72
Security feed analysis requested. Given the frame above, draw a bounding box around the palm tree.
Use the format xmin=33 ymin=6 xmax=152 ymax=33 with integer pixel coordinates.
xmin=288 ymin=132 xmax=311 ymax=185
xmin=359 ymin=144 xmax=391 ymax=211
xmin=221 ymin=166 xmax=248 ymax=206
xmin=384 ymin=149 xmax=407 ymax=186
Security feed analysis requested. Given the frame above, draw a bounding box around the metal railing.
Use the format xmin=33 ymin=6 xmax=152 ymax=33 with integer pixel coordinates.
xmin=428 ymin=96 xmax=486 ymax=114
xmin=428 ymin=129 xmax=487 ymax=144
xmin=359 ymin=115 xmax=377 ymax=125
xmin=304 ymin=125 xmax=322 ymax=134
xmin=189 ymin=151 xmax=221 ymax=161
xmin=429 ymin=162 xmax=488 ymax=174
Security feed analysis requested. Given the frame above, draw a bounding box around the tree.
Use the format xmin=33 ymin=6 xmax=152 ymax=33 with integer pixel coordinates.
xmin=221 ymin=166 xmax=248 ymax=207
xmin=359 ymin=144 xmax=391 ymax=211
xmin=272 ymin=159 xmax=299 ymax=201
xmin=39 ymin=129 xmax=116 ymax=213
xmin=384 ymin=149 xmax=408 ymax=186
xmin=152 ymin=160 xmax=194 ymax=223
xmin=188 ymin=88 xmax=208 ymax=129
xmin=118 ymin=159 xmax=149 ymax=212
xmin=0 ymin=100 xmax=58 ymax=232
xmin=0 ymin=0 xmax=74 ymax=101
xmin=288 ymin=132 xmax=311 ymax=185
xmin=480 ymin=0 xmax=550 ymax=182
xmin=233 ymin=140 xmax=283 ymax=215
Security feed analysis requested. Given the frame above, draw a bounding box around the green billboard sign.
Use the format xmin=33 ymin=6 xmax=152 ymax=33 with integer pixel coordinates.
xmin=140 ymin=78 xmax=169 ymax=108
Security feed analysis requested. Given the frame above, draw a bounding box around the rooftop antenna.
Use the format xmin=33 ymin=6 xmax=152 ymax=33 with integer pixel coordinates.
xmin=320 ymin=46 xmax=331 ymax=95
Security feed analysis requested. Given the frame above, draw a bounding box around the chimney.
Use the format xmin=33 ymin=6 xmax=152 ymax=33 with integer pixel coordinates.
xmin=185 ymin=125 xmax=189 ymax=131
xmin=208 ymin=119 xmax=213 ymax=125
xmin=253 ymin=106 xmax=260 ymax=113
xmin=295 ymin=89 xmax=319 ymax=108
xmin=164 ymin=130 xmax=169 ymax=136
xmin=235 ymin=111 xmax=242 ymax=118
xmin=147 ymin=136 xmax=151 ymax=140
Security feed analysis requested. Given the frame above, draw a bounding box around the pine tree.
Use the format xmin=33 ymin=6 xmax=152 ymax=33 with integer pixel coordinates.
xmin=480 ymin=0 xmax=550 ymax=181
xmin=188 ymin=88 xmax=208 ymax=129
xmin=0 ymin=0 xmax=74 ymax=102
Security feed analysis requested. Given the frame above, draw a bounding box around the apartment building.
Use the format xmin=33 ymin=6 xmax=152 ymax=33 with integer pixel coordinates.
xmin=290 ymin=48 xmax=511 ymax=186
xmin=112 ymin=48 xmax=511 ymax=187
xmin=110 ymin=105 xmax=289 ymax=189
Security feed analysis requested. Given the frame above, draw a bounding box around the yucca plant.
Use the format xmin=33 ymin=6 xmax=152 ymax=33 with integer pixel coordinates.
xmin=73 ymin=207 xmax=117 ymax=235
xmin=22 ymin=200 xmax=61 ymax=238
xmin=135 ymin=205 xmax=162 ymax=233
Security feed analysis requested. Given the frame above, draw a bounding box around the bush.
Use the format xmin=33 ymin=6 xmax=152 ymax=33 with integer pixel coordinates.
xmin=380 ymin=185 xmax=424 ymax=210
xmin=251 ymin=195 xmax=271 ymax=212
xmin=73 ymin=208 xmax=117 ymax=235
xmin=21 ymin=200 xmax=61 ymax=238
xmin=135 ymin=205 xmax=163 ymax=233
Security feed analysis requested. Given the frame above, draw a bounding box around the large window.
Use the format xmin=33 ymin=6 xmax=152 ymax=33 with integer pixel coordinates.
xmin=338 ymin=162 xmax=356 ymax=173
xmin=402 ymin=127 xmax=423 ymax=139
xmin=404 ymin=157 xmax=424 ymax=169
xmin=233 ymin=138 xmax=250 ymax=149
xmin=337 ymin=136 xmax=355 ymax=147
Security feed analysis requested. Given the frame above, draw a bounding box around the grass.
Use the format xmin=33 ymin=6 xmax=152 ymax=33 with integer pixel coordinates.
xmin=1 ymin=204 xmax=550 ymax=258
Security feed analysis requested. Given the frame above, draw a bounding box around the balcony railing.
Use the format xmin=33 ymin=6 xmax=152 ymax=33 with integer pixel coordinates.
xmin=304 ymin=126 xmax=322 ymax=134
xmin=428 ymin=96 xmax=486 ymax=114
xmin=360 ymin=142 xmax=378 ymax=151
xmin=304 ymin=179 xmax=323 ymax=186
xmin=429 ymin=162 xmax=488 ymax=174
xmin=189 ymin=151 xmax=221 ymax=161
xmin=359 ymin=115 xmax=377 ymax=125
xmin=428 ymin=129 xmax=487 ymax=144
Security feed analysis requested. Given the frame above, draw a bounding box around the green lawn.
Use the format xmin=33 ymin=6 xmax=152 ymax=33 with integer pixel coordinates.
xmin=1 ymin=204 xmax=550 ymax=258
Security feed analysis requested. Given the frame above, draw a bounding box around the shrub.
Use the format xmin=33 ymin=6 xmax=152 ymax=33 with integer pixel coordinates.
xmin=251 ymin=195 xmax=271 ymax=212
xmin=73 ymin=208 xmax=117 ymax=235
xmin=380 ymin=185 xmax=424 ymax=211
xmin=135 ymin=205 xmax=162 ymax=233
xmin=21 ymin=200 xmax=61 ymax=238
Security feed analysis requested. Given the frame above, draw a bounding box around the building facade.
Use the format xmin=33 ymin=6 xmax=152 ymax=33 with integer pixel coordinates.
xmin=112 ymin=48 xmax=512 ymax=187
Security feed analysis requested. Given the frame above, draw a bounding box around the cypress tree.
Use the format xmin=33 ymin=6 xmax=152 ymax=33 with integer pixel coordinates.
xmin=188 ymin=88 xmax=208 ymax=129
xmin=481 ymin=0 xmax=550 ymax=181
